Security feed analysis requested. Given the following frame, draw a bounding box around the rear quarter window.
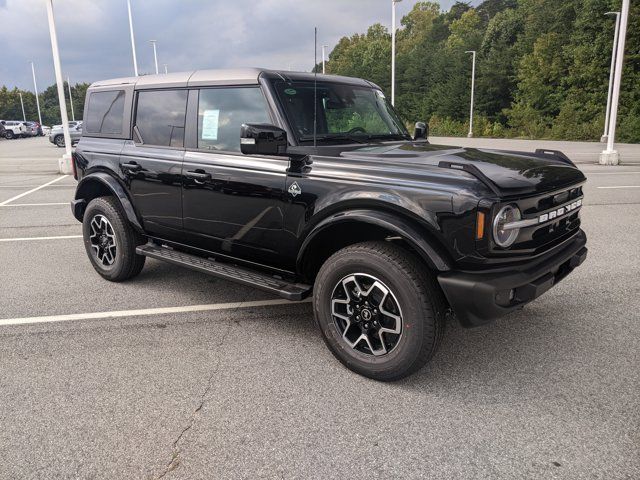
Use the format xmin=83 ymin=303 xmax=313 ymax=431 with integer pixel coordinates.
xmin=85 ymin=90 xmax=125 ymax=135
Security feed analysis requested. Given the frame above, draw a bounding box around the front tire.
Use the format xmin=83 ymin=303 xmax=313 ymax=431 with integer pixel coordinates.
xmin=54 ymin=135 xmax=65 ymax=147
xmin=314 ymin=241 xmax=446 ymax=381
xmin=82 ymin=196 xmax=146 ymax=281
xmin=5 ymin=131 xmax=14 ymax=139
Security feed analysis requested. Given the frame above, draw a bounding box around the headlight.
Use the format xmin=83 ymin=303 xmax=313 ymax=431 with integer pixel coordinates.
xmin=493 ymin=205 xmax=521 ymax=248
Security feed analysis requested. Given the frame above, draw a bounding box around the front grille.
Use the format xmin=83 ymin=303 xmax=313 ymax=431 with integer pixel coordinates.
xmin=495 ymin=186 xmax=584 ymax=255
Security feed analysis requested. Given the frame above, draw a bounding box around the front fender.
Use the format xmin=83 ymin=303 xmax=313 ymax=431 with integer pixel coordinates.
xmin=72 ymin=172 xmax=142 ymax=231
xmin=297 ymin=209 xmax=451 ymax=272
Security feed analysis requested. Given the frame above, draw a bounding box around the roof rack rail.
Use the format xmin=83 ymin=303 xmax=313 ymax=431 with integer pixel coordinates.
xmin=438 ymin=161 xmax=502 ymax=197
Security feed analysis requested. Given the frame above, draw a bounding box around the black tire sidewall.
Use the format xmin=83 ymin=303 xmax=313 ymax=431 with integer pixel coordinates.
xmin=82 ymin=198 xmax=130 ymax=280
xmin=314 ymin=245 xmax=436 ymax=380
xmin=55 ymin=135 xmax=64 ymax=147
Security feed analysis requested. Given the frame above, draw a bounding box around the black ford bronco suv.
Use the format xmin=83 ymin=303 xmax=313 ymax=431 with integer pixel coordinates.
xmin=71 ymin=69 xmax=587 ymax=381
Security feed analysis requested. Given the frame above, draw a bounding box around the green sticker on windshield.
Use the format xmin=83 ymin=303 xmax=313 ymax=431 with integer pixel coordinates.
xmin=284 ymin=88 xmax=297 ymax=95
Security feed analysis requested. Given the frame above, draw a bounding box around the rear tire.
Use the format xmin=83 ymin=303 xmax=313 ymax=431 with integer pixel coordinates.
xmin=313 ymin=241 xmax=447 ymax=381
xmin=82 ymin=196 xmax=146 ymax=282
xmin=54 ymin=135 xmax=64 ymax=147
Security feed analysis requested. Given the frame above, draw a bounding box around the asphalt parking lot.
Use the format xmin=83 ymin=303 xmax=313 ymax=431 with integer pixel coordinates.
xmin=0 ymin=136 xmax=638 ymax=479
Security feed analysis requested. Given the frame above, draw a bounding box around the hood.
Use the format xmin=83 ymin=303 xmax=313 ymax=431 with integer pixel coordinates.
xmin=339 ymin=142 xmax=586 ymax=197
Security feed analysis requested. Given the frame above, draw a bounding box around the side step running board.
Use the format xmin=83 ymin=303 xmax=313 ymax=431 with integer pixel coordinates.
xmin=136 ymin=244 xmax=312 ymax=301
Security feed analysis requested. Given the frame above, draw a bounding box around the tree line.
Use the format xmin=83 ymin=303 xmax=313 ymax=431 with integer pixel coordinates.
xmin=0 ymin=82 xmax=89 ymax=127
xmin=320 ymin=0 xmax=639 ymax=142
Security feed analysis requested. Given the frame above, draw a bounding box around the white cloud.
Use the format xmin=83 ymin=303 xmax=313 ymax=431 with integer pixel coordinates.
xmin=0 ymin=0 xmax=470 ymax=90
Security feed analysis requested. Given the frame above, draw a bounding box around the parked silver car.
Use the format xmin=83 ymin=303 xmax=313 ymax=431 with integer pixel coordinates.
xmin=49 ymin=122 xmax=82 ymax=147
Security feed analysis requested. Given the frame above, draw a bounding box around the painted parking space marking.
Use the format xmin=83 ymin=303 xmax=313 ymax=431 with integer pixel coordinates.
xmin=0 ymin=175 xmax=69 ymax=206
xmin=587 ymin=171 xmax=640 ymax=175
xmin=0 ymin=235 xmax=82 ymax=243
xmin=0 ymin=202 xmax=68 ymax=207
xmin=0 ymin=298 xmax=312 ymax=327
xmin=596 ymin=185 xmax=640 ymax=189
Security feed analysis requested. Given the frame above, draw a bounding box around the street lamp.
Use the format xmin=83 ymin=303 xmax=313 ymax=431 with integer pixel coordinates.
xmin=601 ymin=11 xmax=621 ymax=143
xmin=18 ymin=93 xmax=26 ymax=122
xmin=465 ymin=50 xmax=476 ymax=138
xmin=45 ymin=0 xmax=72 ymax=174
xmin=600 ymin=0 xmax=630 ymax=165
xmin=127 ymin=0 xmax=139 ymax=76
xmin=149 ymin=40 xmax=159 ymax=74
xmin=322 ymin=45 xmax=328 ymax=74
xmin=391 ymin=0 xmax=402 ymax=106
xmin=30 ymin=62 xmax=43 ymax=126
xmin=67 ymin=76 xmax=75 ymax=122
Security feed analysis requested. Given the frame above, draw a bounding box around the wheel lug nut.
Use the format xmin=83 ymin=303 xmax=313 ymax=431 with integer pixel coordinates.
xmin=364 ymin=323 xmax=369 ymax=329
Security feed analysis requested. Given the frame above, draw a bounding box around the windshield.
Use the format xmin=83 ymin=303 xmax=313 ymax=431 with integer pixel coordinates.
xmin=272 ymin=80 xmax=410 ymax=144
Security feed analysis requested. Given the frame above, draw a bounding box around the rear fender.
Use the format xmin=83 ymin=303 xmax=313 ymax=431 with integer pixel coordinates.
xmin=72 ymin=172 xmax=142 ymax=231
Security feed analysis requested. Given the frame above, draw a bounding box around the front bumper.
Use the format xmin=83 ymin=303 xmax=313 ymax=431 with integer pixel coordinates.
xmin=438 ymin=230 xmax=587 ymax=327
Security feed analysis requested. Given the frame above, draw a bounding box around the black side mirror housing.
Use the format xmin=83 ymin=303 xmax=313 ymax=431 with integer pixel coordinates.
xmin=240 ymin=123 xmax=288 ymax=156
xmin=414 ymin=122 xmax=428 ymax=140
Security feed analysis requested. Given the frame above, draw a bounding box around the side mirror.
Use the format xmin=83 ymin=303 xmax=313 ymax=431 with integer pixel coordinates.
xmin=240 ymin=123 xmax=288 ymax=156
xmin=414 ymin=122 xmax=428 ymax=140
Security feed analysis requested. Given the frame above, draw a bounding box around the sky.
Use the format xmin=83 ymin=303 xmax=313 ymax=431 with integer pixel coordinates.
xmin=0 ymin=0 xmax=479 ymax=92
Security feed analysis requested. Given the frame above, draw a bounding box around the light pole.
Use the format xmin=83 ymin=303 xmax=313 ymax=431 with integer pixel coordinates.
xmin=18 ymin=93 xmax=26 ymax=121
xmin=45 ymin=0 xmax=72 ymax=174
xmin=601 ymin=11 xmax=621 ymax=143
xmin=600 ymin=0 xmax=630 ymax=165
xmin=322 ymin=45 xmax=328 ymax=74
xmin=163 ymin=64 xmax=168 ymax=74
xmin=30 ymin=62 xmax=43 ymax=126
xmin=391 ymin=0 xmax=402 ymax=106
xmin=67 ymin=76 xmax=75 ymax=122
xmin=150 ymin=40 xmax=159 ymax=74
xmin=127 ymin=0 xmax=139 ymax=76
xmin=465 ymin=50 xmax=476 ymax=138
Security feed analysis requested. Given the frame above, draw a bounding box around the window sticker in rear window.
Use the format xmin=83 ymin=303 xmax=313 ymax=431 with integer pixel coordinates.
xmin=201 ymin=109 xmax=220 ymax=140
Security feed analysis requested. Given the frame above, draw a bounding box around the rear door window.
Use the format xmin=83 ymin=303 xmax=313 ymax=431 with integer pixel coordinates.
xmin=85 ymin=90 xmax=125 ymax=134
xmin=135 ymin=90 xmax=188 ymax=147
xmin=197 ymin=87 xmax=271 ymax=152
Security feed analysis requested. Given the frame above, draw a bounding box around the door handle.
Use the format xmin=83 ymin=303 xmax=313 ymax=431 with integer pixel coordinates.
xmin=122 ymin=162 xmax=141 ymax=172
xmin=185 ymin=170 xmax=212 ymax=182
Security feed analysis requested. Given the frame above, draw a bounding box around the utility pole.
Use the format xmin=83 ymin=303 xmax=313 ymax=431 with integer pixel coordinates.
xmin=45 ymin=0 xmax=72 ymax=174
xmin=67 ymin=76 xmax=75 ymax=122
xmin=30 ymin=62 xmax=43 ymax=126
xmin=391 ymin=0 xmax=402 ymax=106
xmin=150 ymin=40 xmax=159 ymax=74
xmin=600 ymin=0 xmax=630 ymax=165
xmin=18 ymin=93 xmax=26 ymax=121
xmin=322 ymin=45 xmax=328 ymax=74
xmin=465 ymin=50 xmax=476 ymax=138
xmin=601 ymin=11 xmax=621 ymax=143
xmin=127 ymin=0 xmax=139 ymax=76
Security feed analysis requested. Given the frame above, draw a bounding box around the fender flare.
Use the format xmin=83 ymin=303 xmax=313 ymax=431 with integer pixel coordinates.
xmin=72 ymin=172 xmax=143 ymax=231
xmin=296 ymin=209 xmax=451 ymax=273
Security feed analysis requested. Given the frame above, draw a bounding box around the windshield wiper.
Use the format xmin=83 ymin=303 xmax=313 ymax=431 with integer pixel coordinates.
xmin=299 ymin=134 xmax=368 ymax=144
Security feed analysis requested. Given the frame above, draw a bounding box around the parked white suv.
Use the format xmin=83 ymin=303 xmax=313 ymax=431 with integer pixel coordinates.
xmin=1 ymin=120 xmax=27 ymax=139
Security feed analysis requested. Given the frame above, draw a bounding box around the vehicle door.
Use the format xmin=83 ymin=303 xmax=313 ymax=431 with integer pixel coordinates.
xmin=120 ymin=89 xmax=187 ymax=239
xmin=182 ymin=86 xmax=288 ymax=267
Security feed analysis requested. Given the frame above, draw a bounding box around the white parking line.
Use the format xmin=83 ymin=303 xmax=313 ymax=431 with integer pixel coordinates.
xmin=587 ymin=171 xmax=640 ymax=175
xmin=0 ymin=202 xmax=69 ymax=208
xmin=596 ymin=186 xmax=640 ymax=189
xmin=0 ymin=175 xmax=68 ymax=206
xmin=0 ymin=298 xmax=312 ymax=327
xmin=0 ymin=202 xmax=68 ymax=207
xmin=0 ymin=235 xmax=82 ymax=243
